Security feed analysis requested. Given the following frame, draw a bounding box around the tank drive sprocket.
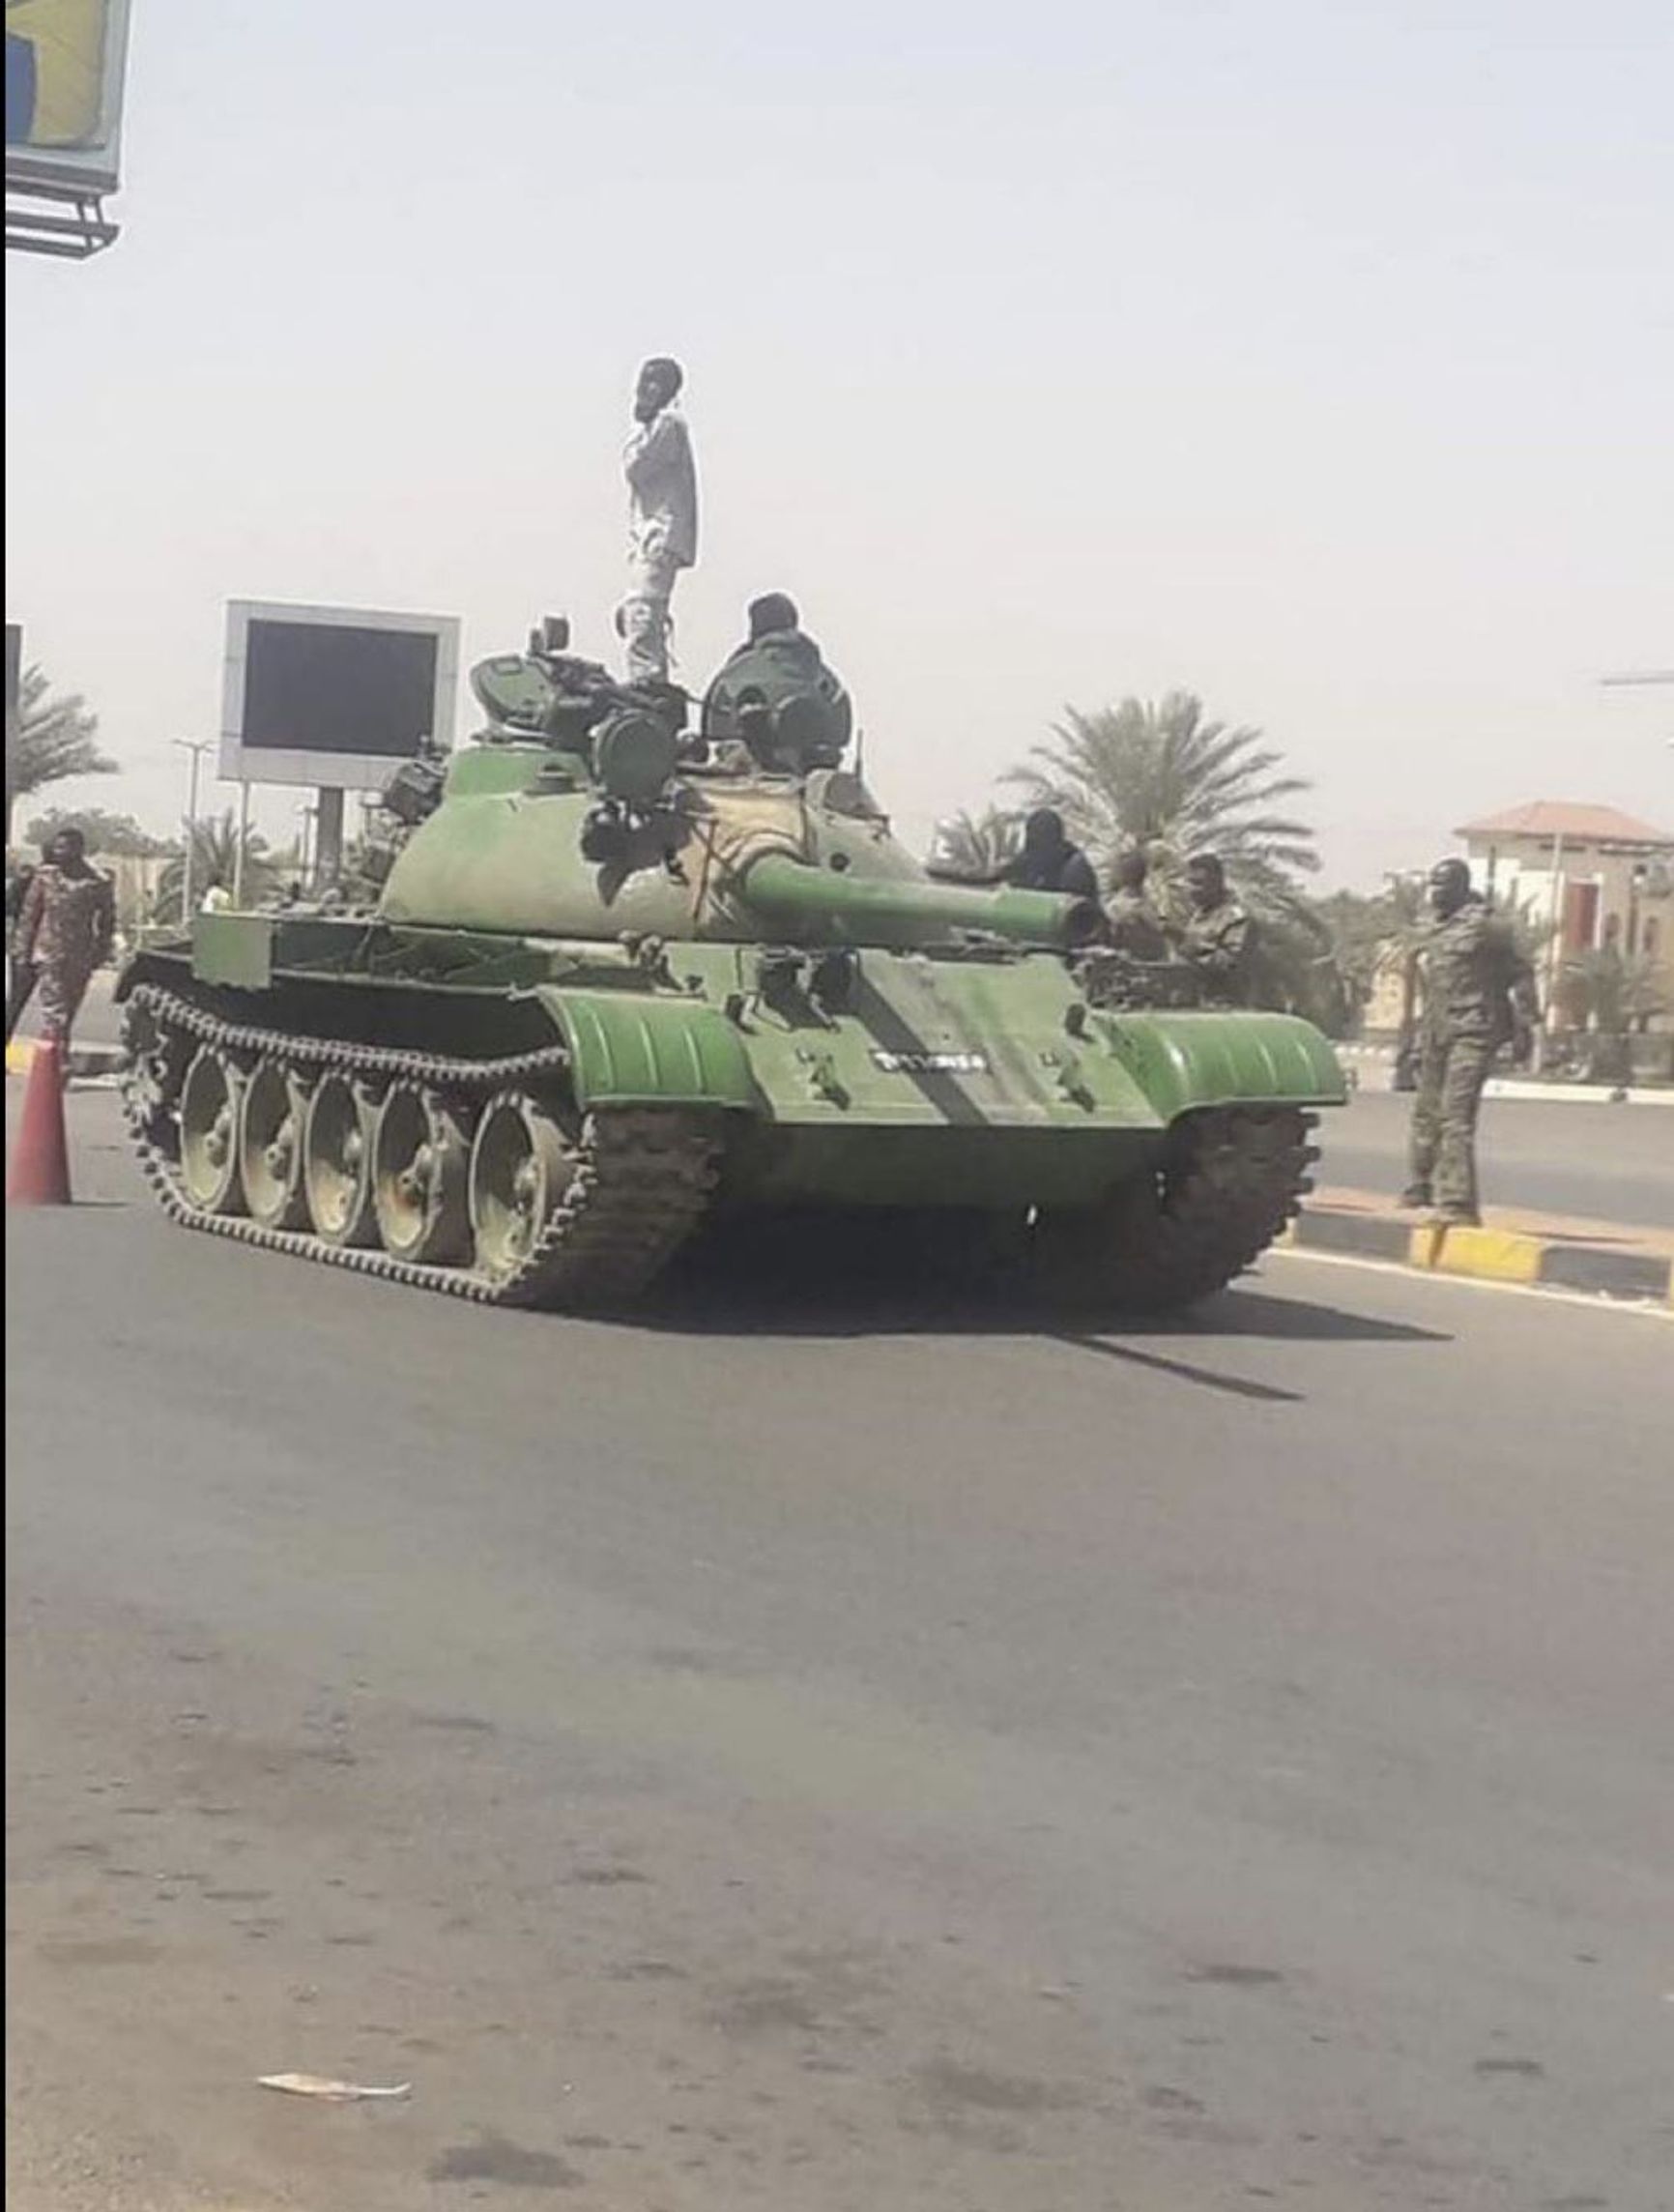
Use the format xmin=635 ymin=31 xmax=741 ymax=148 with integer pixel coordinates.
xmin=1028 ymin=1104 xmax=1319 ymax=1311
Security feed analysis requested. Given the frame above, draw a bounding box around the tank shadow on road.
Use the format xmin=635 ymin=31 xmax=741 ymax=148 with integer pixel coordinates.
xmin=1050 ymin=1331 xmax=1306 ymax=1402
xmin=637 ymin=1272 xmax=1448 ymax=1404
xmin=1193 ymin=1287 xmax=1450 ymax=1345
xmin=646 ymin=1245 xmax=1452 ymax=1363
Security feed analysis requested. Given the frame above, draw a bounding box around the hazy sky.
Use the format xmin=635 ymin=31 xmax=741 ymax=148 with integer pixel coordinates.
xmin=8 ymin=0 xmax=1671 ymax=884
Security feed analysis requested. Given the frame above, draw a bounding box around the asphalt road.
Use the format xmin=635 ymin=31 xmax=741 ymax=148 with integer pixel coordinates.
xmin=7 ymin=1089 xmax=1671 ymax=2211
xmin=1316 ymin=1089 xmax=1674 ymax=1229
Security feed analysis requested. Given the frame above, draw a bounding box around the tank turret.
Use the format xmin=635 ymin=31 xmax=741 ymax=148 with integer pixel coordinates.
xmin=376 ymin=626 xmax=1098 ymax=953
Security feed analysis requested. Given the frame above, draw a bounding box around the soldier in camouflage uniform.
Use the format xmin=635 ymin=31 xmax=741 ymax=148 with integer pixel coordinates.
xmin=7 ymin=827 xmax=115 ymax=1045
xmin=1104 ymin=847 xmax=1169 ymax=960
xmin=1400 ymin=858 xmax=1538 ymax=1225
xmin=1176 ymin=854 xmax=1256 ymax=1005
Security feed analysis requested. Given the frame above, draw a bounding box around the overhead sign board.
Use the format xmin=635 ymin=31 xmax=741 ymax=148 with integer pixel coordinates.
xmin=220 ymin=600 xmax=461 ymax=795
xmin=5 ymin=0 xmax=133 ymax=196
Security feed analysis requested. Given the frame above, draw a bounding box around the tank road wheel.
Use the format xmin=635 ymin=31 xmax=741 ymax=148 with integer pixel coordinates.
xmin=303 ymin=1073 xmax=381 ymax=1248
xmin=373 ymin=1085 xmax=471 ymax=1266
xmin=1033 ymin=1106 xmax=1317 ymax=1315
xmin=177 ymin=1046 xmax=247 ymax=1215
xmin=239 ymin=1059 xmax=311 ymax=1231
xmin=469 ymin=1091 xmax=576 ymax=1284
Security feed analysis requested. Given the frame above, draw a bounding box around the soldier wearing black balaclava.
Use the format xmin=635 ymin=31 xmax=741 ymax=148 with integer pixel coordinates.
xmin=1004 ymin=809 xmax=1100 ymax=903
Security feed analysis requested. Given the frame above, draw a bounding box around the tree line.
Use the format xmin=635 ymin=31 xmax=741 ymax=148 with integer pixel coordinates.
xmin=6 ymin=661 xmax=278 ymax=924
xmin=936 ymin=691 xmax=1667 ymax=1039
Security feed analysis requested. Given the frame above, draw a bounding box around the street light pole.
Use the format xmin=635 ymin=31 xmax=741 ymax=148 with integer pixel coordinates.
xmin=1598 ymin=671 xmax=1673 ymax=751
xmin=171 ymin=739 xmax=211 ymax=923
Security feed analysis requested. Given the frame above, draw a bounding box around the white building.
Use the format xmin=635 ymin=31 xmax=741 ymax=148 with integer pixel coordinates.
xmin=1456 ymin=800 xmax=1674 ymax=1030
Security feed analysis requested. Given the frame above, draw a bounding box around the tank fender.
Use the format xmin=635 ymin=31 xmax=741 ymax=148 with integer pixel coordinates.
xmin=537 ymin=986 xmax=759 ymax=1112
xmin=1098 ymin=1010 xmax=1346 ymax=1118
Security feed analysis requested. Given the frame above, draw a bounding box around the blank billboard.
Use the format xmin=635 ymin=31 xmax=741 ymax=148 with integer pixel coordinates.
xmin=220 ymin=601 xmax=460 ymax=794
xmin=5 ymin=0 xmax=133 ymax=195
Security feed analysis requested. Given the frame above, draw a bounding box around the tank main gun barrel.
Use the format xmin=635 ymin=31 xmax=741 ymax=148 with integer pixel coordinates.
xmin=740 ymin=851 xmax=1099 ymax=948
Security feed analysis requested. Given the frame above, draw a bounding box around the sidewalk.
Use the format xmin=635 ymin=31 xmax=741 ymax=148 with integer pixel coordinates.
xmin=6 ymin=1037 xmax=126 ymax=1082
xmin=1335 ymin=1043 xmax=1674 ymax=1107
xmin=1286 ymin=1184 xmax=1674 ymax=1306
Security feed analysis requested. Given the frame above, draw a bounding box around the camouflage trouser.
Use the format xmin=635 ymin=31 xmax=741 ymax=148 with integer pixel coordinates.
xmin=5 ymin=957 xmax=38 ymax=1040
xmin=33 ymin=958 xmax=95 ymax=1044
xmin=621 ymin=548 xmax=680 ymax=684
xmin=1406 ymin=1032 xmax=1495 ymax=1213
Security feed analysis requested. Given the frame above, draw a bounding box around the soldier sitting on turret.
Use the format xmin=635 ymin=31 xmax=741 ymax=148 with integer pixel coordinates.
xmin=1003 ymin=810 xmax=1101 ymax=904
xmin=702 ymin=595 xmax=853 ymax=773
xmin=1104 ymin=847 xmax=1169 ymax=960
xmin=1175 ymin=854 xmax=1256 ymax=1006
xmin=735 ymin=593 xmax=803 ymax=655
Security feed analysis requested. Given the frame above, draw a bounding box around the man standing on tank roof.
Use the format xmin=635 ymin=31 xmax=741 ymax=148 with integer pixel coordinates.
xmin=621 ymin=357 xmax=698 ymax=685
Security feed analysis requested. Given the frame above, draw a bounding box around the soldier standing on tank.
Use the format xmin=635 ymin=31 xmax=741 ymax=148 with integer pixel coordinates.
xmin=1104 ymin=847 xmax=1169 ymax=959
xmin=620 ymin=357 xmax=698 ymax=685
xmin=1176 ymin=853 xmax=1256 ymax=1004
xmin=1004 ymin=809 xmax=1100 ymax=902
xmin=1400 ymin=858 xmax=1538 ymax=1226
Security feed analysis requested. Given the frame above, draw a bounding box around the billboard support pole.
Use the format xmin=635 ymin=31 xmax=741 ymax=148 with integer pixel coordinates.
xmin=316 ymin=789 xmax=345 ymax=887
xmin=6 ymin=625 xmax=20 ymax=849
xmin=234 ymin=782 xmax=251 ymax=906
xmin=172 ymin=739 xmax=209 ymax=921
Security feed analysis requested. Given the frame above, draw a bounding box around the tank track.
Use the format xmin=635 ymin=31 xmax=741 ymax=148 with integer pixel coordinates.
xmin=120 ymin=981 xmax=721 ymax=1311
xmin=1034 ymin=1104 xmax=1319 ymax=1311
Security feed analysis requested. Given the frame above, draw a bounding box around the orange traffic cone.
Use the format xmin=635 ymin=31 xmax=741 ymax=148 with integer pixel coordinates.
xmin=7 ymin=1037 xmax=72 ymax=1206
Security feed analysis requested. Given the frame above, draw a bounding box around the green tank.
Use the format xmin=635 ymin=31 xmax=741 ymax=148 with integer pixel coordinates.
xmin=117 ymin=618 xmax=1344 ymax=1313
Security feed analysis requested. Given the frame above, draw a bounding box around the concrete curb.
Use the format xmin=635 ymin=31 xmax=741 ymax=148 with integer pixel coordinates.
xmin=1480 ymin=1080 xmax=1674 ymax=1107
xmin=6 ymin=1039 xmax=126 ymax=1081
xmin=1282 ymin=1207 xmax=1673 ymax=1307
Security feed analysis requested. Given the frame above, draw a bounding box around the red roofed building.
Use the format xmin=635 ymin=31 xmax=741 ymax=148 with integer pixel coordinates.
xmin=1456 ymin=800 xmax=1672 ymax=850
xmin=1454 ymin=800 xmax=1674 ymax=1032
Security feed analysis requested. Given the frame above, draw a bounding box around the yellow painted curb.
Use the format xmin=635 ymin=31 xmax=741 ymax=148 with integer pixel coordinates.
xmin=6 ymin=1039 xmax=36 ymax=1075
xmin=1412 ymin=1223 xmax=1544 ymax=1286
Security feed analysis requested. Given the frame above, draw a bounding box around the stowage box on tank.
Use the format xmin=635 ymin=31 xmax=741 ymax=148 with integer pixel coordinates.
xmin=118 ymin=615 xmax=1344 ymax=1313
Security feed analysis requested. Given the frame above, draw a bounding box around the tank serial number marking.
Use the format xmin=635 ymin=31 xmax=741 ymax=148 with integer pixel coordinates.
xmin=870 ymin=1050 xmax=989 ymax=1074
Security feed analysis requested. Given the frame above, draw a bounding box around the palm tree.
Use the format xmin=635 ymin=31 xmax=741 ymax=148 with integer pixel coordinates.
xmin=1559 ymin=946 xmax=1667 ymax=1034
xmin=1005 ymin=692 xmax=1318 ymax=895
xmin=927 ymin=805 xmax=1024 ymax=881
xmin=1313 ymin=876 xmax=1431 ymax=1051
xmin=1237 ymin=893 xmax=1346 ymax=1032
xmin=152 ymin=811 xmax=276 ymax=919
xmin=24 ymin=805 xmax=170 ymax=859
xmin=5 ymin=664 xmax=117 ymax=842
